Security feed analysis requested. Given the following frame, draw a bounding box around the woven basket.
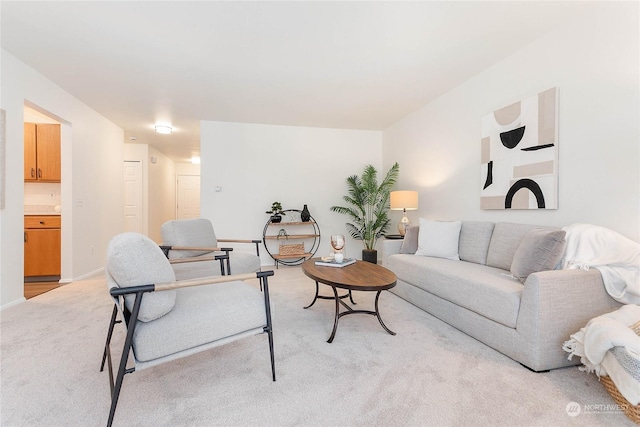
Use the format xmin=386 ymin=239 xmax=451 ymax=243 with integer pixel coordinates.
xmin=279 ymin=243 xmax=305 ymax=256
xmin=600 ymin=320 xmax=640 ymax=424
xmin=601 ymin=375 xmax=640 ymax=423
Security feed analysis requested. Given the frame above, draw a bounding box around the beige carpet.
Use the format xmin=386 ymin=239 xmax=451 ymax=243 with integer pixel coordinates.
xmin=1 ymin=266 xmax=633 ymax=426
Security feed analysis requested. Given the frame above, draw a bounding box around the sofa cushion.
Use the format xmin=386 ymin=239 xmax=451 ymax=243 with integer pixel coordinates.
xmin=486 ymin=222 xmax=553 ymax=270
xmin=415 ymin=219 xmax=461 ymax=260
xmin=161 ymin=219 xmax=218 ymax=259
xmin=387 ymin=254 xmax=523 ymax=328
xmin=107 ymin=232 xmax=177 ymax=322
xmin=400 ymin=226 xmax=419 ymax=254
xmin=510 ymin=229 xmax=566 ymax=282
xmin=459 ymin=221 xmax=495 ymax=265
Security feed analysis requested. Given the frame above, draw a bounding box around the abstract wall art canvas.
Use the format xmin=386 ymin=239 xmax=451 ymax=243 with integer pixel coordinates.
xmin=480 ymin=87 xmax=558 ymax=210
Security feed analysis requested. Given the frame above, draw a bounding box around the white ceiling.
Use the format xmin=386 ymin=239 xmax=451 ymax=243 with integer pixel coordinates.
xmin=1 ymin=1 xmax=592 ymax=162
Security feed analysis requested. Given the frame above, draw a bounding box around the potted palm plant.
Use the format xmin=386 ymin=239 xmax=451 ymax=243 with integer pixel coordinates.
xmin=331 ymin=162 xmax=399 ymax=263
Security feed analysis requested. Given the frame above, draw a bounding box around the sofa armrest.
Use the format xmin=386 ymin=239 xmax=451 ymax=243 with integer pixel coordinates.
xmin=381 ymin=239 xmax=403 ymax=267
xmin=517 ymin=268 xmax=622 ymax=370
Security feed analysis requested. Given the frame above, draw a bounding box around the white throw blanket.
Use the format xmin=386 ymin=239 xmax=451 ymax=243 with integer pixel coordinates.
xmin=563 ymin=305 xmax=640 ymax=405
xmin=561 ymin=223 xmax=640 ymax=305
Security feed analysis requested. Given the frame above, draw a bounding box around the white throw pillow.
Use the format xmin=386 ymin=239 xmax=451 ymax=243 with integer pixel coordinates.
xmin=415 ymin=218 xmax=462 ymax=260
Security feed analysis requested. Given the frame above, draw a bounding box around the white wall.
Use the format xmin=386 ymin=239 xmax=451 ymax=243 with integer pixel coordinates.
xmin=383 ymin=3 xmax=639 ymax=242
xmin=200 ymin=121 xmax=382 ymax=265
xmin=1 ymin=50 xmax=124 ymax=307
xmin=147 ymin=146 xmax=175 ymax=243
xmin=175 ymin=162 xmax=201 ymax=176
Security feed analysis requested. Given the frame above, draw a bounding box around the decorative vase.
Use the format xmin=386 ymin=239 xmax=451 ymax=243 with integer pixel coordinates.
xmin=362 ymin=249 xmax=378 ymax=264
xmin=301 ymin=204 xmax=311 ymax=222
xmin=271 ymin=214 xmax=282 ymax=223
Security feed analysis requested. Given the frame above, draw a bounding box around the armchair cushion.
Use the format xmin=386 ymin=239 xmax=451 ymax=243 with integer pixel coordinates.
xmin=107 ymin=232 xmax=177 ymax=322
xmin=132 ymin=281 xmax=267 ymax=363
xmin=161 ymin=219 xmax=218 ymax=259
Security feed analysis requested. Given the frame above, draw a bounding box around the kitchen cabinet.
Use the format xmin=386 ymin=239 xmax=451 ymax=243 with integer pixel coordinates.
xmin=24 ymin=215 xmax=61 ymax=277
xmin=24 ymin=123 xmax=61 ymax=182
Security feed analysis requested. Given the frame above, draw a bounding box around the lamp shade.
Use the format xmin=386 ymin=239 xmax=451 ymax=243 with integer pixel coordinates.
xmin=390 ymin=191 xmax=418 ymax=210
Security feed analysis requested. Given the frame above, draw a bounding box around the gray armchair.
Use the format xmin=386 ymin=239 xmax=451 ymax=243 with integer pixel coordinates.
xmin=160 ymin=218 xmax=262 ymax=280
xmin=101 ymin=232 xmax=275 ymax=427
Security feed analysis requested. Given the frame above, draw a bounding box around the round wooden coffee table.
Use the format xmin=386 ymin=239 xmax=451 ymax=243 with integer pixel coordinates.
xmin=301 ymin=258 xmax=397 ymax=343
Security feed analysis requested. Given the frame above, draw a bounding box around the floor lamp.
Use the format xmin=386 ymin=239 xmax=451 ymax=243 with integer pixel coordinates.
xmin=390 ymin=191 xmax=419 ymax=236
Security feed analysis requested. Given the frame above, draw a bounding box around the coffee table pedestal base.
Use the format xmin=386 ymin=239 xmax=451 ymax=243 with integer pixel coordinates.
xmin=327 ymin=287 xmax=395 ymax=343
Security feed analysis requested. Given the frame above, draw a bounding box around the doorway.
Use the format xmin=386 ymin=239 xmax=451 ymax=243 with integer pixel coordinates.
xmin=176 ymin=174 xmax=200 ymax=219
xmin=124 ymin=160 xmax=144 ymax=233
xmin=23 ymin=106 xmax=63 ymax=298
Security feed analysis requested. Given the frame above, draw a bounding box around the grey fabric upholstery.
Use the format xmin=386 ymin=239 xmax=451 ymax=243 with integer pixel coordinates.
xmin=486 ymin=222 xmax=556 ymax=270
xmin=459 ymin=221 xmax=495 ymax=265
xmin=161 ymin=219 xmax=217 ymax=259
xmin=400 ymin=226 xmax=419 ymax=254
xmin=107 ymin=232 xmax=176 ymax=322
xmin=389 ymin=268 xmax=621 ymax=371
xmin=510 ymin=228 xmax=567 ymax=282
xmin=384 ymin=220 xmax=623 ymax=371
xmin=133 ymin=281 xmax=267 ymax=362
xmin=388 ymin=255 xmax=522 ymax=328
xmin=161 ymin=218 xmax=261 ymax=277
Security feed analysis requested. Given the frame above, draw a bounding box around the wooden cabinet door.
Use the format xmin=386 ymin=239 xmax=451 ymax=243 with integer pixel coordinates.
xmin=24 ymin=229 xmax=61 ymax=277
xmin=24 ymin=123 xmax=37 ymax=181
xmin=35 ymin=124 xmax=61 ymax=182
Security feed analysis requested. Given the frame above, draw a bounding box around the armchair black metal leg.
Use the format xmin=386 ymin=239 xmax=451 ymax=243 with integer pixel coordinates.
xmin=107 ymin=292 xmax=143 ymax=427
xmin=260 ymin=273 xmax=276 ymax=382
xmin=100 ymin=304 xmax=119 ymax=372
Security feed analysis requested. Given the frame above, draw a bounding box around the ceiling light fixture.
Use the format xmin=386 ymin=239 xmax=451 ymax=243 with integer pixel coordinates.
xmin=154 ymin=124 xmax=172 ymax=134
xmin=191 ymin=156 xmax=201 ymax=165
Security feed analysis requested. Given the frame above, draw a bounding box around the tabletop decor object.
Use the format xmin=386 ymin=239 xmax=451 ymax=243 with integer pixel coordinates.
xmin=390 ymin=190 xmax=418 ymax=236
xmin=266 ymin=201 xmax=286 ymax=223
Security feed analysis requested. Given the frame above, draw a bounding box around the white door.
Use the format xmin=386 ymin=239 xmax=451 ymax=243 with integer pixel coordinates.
xmin=123 ymin=161 xmax=143 ymax=232
xmin=177 ymin=175 xmax=201 ymax=219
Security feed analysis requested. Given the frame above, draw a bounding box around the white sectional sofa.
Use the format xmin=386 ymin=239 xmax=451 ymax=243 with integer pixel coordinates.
xmin=382 ymin=220 xmax=622 ymax=372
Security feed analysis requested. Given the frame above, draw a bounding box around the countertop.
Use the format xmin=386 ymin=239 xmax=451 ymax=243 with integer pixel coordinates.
xmin=24 ymin=205 xmax=61 ymax=216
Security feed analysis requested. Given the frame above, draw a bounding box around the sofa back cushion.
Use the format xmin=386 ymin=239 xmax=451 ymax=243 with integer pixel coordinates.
xmin=400 ymin=225 xmax=420 ymax=254
xmin=486 ymin=222 xmax=555 ymax=270
xmin=458 ymin=221 xmax=495 ymax=265
xmin=510 ymin=228 xmax=567 ymax=282
xmin=161 ymin=218 xmax=218 ymax=259
xmin=415 ymin=218 xmax=462 ymax=260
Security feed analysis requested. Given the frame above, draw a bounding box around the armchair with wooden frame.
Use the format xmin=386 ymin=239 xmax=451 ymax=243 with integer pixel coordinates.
xmin=160 ymin=218 xmax=262 ymax=280
xmin=101 ymin=232 xmax=275 ymax=427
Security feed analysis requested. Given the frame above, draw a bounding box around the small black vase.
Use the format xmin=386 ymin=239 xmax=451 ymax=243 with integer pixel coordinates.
xmin=301 ymin=204 xmax=311 ymax=222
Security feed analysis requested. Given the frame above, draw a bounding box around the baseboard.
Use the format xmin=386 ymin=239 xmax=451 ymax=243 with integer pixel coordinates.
xmin=1 ymin=297 xmax=27 ymax=311
xmin=61 ymin=267 xmax=104 ymax=284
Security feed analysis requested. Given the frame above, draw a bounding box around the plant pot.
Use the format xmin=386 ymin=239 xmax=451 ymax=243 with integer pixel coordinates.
xmin=362 ymin=249 xmax=378 ymax=264
xmin=270 ymin=214 xmax=282 ymax=223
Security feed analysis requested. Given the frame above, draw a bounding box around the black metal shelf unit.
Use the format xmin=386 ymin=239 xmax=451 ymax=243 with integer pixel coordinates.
xmin=262 ymin=209 xmax=321 ymax=267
